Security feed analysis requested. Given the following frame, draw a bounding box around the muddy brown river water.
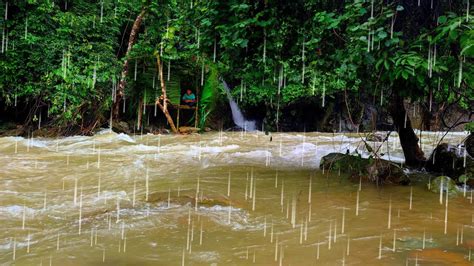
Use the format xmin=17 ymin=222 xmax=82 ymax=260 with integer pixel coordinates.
xmin=0 ymin=130 xmax=472 ymax=265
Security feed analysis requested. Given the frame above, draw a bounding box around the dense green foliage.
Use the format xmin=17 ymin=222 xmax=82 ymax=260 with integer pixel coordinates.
xmin=0 ymin=0 xmax=472 ymax=132
xmin=199 ymin=64 xmax=220 ymax=129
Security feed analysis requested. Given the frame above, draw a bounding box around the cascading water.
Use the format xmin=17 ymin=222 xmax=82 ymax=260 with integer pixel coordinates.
xmin=221 ymin=80 xmax=257 ymax=131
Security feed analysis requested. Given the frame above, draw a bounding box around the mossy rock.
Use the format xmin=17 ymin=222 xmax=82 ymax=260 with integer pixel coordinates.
xmin=320 ymin=153 xmax=371 ymax=175
xmin=427 ymin=176 xmax=458 ymax=195
xmin=320 ymin=153 xmax=410 ymax=185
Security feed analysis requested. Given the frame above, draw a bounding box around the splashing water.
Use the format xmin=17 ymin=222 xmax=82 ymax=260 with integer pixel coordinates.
xmin=222 ymin=80 xmax=256 ymax=131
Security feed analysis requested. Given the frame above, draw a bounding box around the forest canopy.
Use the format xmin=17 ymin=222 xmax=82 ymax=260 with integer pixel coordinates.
xmin=0 ymin=1 xmax=472 ymax=149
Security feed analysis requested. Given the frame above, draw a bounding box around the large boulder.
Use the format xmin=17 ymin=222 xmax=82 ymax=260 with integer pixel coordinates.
xmin=112 ymin=121 xmax=131 ymax=134
xmin=427 ymin=176 xmax=458 ymax=195
xmin=425 ymin=143 xmax=474 ymax=184
xmin=320 ymin=153 xmax=410 ymax=185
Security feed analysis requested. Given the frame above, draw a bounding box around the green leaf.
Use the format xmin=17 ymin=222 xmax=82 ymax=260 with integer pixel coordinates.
xmin=438 ymin=16 xmax=447 ymax=24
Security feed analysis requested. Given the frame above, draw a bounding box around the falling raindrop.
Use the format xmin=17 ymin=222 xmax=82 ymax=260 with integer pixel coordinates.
xmin=196 ymin=28 xmax=200 ymax=48
xmin=387 ymin=197 xmax=392 ymax=229
xmin=457 ymin=56 xmax=463 ymax=88
xmin=444 ymin=189 xmax=448 ymax=234
xmin=24 ymin=17 xmax=28 ymax=39
xmin=322 ymin=81 xmax=326 ymax=107
xmin=404 ymin=111 xmax=408 ymax=128
xmin=466 ymin=0 xmax=471 ymax=22
xmin=134 ymin=60 xmax=138 ymax=81
xmin=341 ymin=207 xmax=346 ymax=234
xmin=378 ymin=235 xmax=382 ymax=259
xmin=4 ymin=1 xmax=8 ymax=20
xmin=380 ymin=88 xmax=384 ymax=106
xmin=316 ymin=241 xmax=320 ymax=259
xmin=291 ymin=196 xmax=296 ymax=227
xmin=390 ymin=16 xmax=395 ymax=39
xmin=308 ymin=175 xmax=312 ymax=203
xmin=439 ymin=177 xmax=444 ymax=204
xmin=463 ymin=147 xmax=467 ymax=167
xmin=370 ymin=0 xmax=375 ymax=18
xmin=355 ymin=190 xmax=360 ymax=216
xmin=22 ymin=204 xmax=26 ymax=229
xmin=100 ymin=1 xmax=104 ymax=23
xmin=209 ymin=37 xmax=216 ymax=63
xmin=428 ymin=44 xmax=433 ymax=78
xmin=367 ymin=30 xmax=371 ymax=52
xmin=227 ymin=171 xmax=231 ymax=197
xmin=252 ymin=178 xmax=257 ymax=211
xmin=78 ymin=187 xmax=83 ymax=235
xmin=328 ymin=221 xmax=332 ymax=250
xmin=301 ymin=39 xmax=305 ymax=83
xmin=145 ymin=168 xmax=149 ymax=201
xmin=1 ymin=26 xmax=4 ymax=54
xmin=262 ymin=33 xmax=267 ymax=64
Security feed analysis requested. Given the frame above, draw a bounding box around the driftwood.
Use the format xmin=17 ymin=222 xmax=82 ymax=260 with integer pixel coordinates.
xmin=154 ymin=52 xmax=178 ymax=133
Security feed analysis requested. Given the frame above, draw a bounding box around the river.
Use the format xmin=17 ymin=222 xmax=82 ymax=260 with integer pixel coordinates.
xmin=0 ymin=130 xmax=472 ymax=265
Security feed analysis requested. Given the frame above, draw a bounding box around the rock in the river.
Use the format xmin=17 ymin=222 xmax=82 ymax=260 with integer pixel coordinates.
xmin=425 ymin=143 xmax=474 ymax=183
xmin=112 ymin=121 xmax=131 ymax=134
xmin=365 ymin=132 xmax=387 ymax=142
xmin=427 ymin=176 xmax=458 ymax=195
xmin=320 ymin=153 xmax=410 ymax=185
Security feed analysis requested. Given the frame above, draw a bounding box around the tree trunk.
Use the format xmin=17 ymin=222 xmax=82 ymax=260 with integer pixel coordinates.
xmin=113 ymin=7 xmax=147 ymax=119
xmin=137 ymin=97 xmax=143 ymax=130
xmin=466 ymin=133 xmax=474 ymax=158
xmin=155 ymin=53 xmax=178 ymax=133
xmin=390 ymin=92 xmax=426 ymax=167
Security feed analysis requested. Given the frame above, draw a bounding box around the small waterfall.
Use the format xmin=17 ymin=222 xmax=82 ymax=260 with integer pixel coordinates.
xmin=221 ymin=80 xmax=256 ymax=131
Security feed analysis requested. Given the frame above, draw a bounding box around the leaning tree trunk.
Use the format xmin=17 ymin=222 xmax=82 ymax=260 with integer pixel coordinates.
xmin=112 ymin=7 xmax=147 ymax=119
xmin=466 ymin=133 xmax=474 ymax=158
xmin=155 ymin=53 xmax=178 ymax=133
xmin=390 ymin=92 xmax=426 ymax=167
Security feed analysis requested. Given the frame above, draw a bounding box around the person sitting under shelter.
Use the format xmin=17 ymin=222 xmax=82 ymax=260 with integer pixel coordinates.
xmin=182 ymin=89 xmax=196 ymax=107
